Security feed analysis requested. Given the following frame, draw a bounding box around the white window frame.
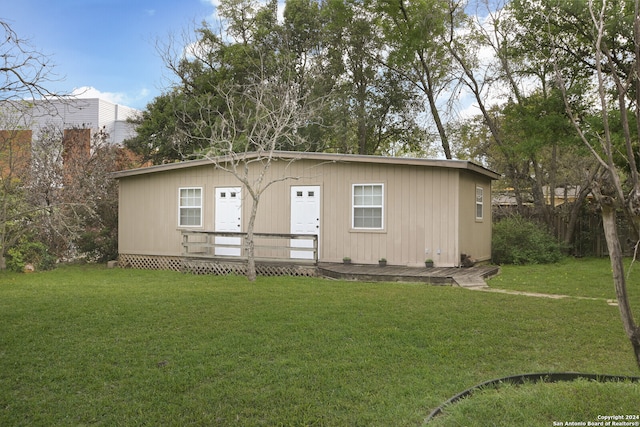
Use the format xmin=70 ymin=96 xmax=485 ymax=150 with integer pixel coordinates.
xmin=178 ymin=187 xmax=203 ymax=227
xmin=476 ymin=186 xmax=484 ymax=221
xmin=352 ymin=183 xmax=384 ymax=230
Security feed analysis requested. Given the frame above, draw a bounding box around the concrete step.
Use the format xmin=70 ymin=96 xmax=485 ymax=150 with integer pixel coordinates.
xmin=452 ymin=276 xmax=488 ymax=288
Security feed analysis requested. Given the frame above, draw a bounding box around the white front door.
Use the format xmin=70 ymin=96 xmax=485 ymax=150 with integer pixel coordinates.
xmin=290 ymin=186 xmax=320 ymax=259
xmin=215 ymin=187 xmax=242 ymax=256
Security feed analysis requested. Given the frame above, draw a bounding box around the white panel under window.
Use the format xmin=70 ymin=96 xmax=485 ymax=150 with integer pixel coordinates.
xmin=476 ymin=187 xmax=484 ymax=220
xmin=353 ymin=184 xmax=383 ymax=229
xmin=179 ymin=187 xmax=202 ymax=227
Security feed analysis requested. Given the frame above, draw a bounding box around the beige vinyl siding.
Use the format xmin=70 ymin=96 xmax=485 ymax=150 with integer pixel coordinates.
xmin=304 ymin=160 xmax=460 ymax=267
xmin=457 ymin=171 xmax=493 ymax=262
xmin=118 ymin=156 xmax=492 ymax=267
xmin=119 ymin=173 xmax=181 ymax=256
xmin=419 ymin=167 xmax=459 ymax=267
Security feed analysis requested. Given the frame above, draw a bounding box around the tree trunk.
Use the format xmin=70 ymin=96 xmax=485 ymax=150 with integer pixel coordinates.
xmin=531 ymin=159 xmax=552 ymax=227
xmin=600 ymin=204 xmax=640 ymax=368
xmin=562 ymin=191 xmax=588 ymax=251
xmin=396 ymin=1 xmax=451 ymax=160
xmin=245 ymin=195 xmax=260 ymax=282
xmin=419 ymin=60 xmax=451 ymax=159
xmin=563 ymin=167 xmax=599 ymax=250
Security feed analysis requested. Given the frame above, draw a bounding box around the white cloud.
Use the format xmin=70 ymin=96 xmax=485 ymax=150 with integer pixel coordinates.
xmin=71 ymin=86 xmax=148 ymax=109
xmin=72 ymin=86 xmax=126 ymax=104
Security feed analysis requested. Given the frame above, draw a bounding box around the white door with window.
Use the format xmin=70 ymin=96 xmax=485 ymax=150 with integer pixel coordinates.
xmin=290 ymin=186 xmax=320 ymax=259
xmin=215 ymin=187 xmax=242 ymax=256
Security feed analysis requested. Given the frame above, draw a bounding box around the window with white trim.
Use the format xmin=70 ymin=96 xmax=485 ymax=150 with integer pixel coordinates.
xmin=179 ymin=187 xmax=202 ymax=227
xmin=476 ymin=186 xmax=484 ymax=220
xmin=352 ymin=184 xmax=384 ymax=229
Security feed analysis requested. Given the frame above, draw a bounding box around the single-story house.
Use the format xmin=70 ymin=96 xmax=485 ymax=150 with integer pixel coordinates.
xmin=112 ymin=151 xmax=500 ymax=271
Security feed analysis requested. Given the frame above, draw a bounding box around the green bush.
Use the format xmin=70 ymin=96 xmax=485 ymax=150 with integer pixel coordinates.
xmin=6 ymin=241 xmax=56 ymax=272
xmin=76 ymin=227 xmax=118 ymax=263
xmin=492 ymin=215 xmax=564 ymax=265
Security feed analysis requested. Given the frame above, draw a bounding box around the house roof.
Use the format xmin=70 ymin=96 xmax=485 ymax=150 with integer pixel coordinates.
xmin=111 ymin=151 xmax=501 ymax=180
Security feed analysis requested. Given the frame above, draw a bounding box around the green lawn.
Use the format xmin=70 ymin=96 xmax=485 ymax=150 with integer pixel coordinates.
xmin=0 ymin=261 xmax=639 ymax=426
xmin=488 ymin=256 xmax=640 ymax=301
xmin=428 ymin=379 xmax=640 ymax=427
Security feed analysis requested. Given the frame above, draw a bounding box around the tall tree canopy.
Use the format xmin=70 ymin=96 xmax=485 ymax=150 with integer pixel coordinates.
xmin=496 ymin=0 xmax=640 ymax=367
xmin=126 ymin=0 xmax=431 ymax=162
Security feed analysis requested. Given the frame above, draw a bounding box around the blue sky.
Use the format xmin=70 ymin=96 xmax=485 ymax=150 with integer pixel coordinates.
xmin=2 ymin=0 xmax=219 ymax=110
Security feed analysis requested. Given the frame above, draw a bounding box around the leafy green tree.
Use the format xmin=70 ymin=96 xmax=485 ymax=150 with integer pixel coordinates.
xmin=547 ymin=0 xmax=640 ymax=368
xmin=445 ymin=0 xmax=599 ymax=251
xmin=281 ymin=0 xmax=335 ymax=152
xmin=127 ymin=5 xmax=301 ymax=161
xmin=500 ymin=89 xmax=590 ymax=220
xmin=0 ymin=164 xmax=30 ymax=270
xmin=125 ymin=95 xmax=186 ymax=163
xmin=374 ymin=0 xmax=453 ymax=158
xmin=454 ymin=88 xmax=599 ymax=247
xmin=127 ymin=24 xmax=248 ymax=162
xmin=319 ymin=0 xmax=426 ymax=154
xmin=127 ymin=0 xmax=430 ymax=162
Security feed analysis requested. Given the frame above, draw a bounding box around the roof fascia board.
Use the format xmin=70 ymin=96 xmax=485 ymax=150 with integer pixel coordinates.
xmin=111 ymin=151 xmax=500 ymax=180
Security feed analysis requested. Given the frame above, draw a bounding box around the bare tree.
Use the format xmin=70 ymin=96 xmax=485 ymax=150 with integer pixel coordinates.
xmin=0 ymin=20 xmax=63 ymax=268
xmin=555 ymin=0 xmax=640 ymax=368
xmin=1 ymin=118 xmax=130 ymax=268
xmin=1 ymin=21 xmax=60 ymax=106
xmin=175 ymin=59 xmax=323 ymax=281
xmin=63 ymin=128 xmax=129 ymax=262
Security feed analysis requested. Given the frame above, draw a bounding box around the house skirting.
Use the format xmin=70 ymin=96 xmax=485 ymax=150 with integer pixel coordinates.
xmin=118 ymin=254 xmax=184 ymax=271
xmin=118 ymin=254 xmax=318 ymax=277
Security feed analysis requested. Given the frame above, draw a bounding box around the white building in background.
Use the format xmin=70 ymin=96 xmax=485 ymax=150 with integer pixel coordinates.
xmin=1 ymin=98 xmax=139 ymax=145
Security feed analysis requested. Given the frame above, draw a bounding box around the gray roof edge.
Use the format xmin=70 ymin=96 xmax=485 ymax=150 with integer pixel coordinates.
xmin=110 ymin=151 xmax=500 ymax=180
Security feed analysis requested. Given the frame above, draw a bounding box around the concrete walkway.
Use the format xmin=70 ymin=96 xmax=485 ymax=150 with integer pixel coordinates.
xmin=465 ymin=285 xmax=619 ymax=306
xmin=318 ymin=262 xmax=618 ymax=306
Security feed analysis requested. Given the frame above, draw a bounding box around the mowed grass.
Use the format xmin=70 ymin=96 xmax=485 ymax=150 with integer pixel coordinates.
xmin=0 ymin=261 xmax=639 ymax=426
xmin=488 ymin=256 xmax=640 ymax=302
xmin=428 ymin=379 xmax=640 ymax=426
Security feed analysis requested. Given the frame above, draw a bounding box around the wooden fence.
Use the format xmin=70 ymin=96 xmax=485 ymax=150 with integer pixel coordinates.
xmin=492 ymin=203 xmax=635 ymax=257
